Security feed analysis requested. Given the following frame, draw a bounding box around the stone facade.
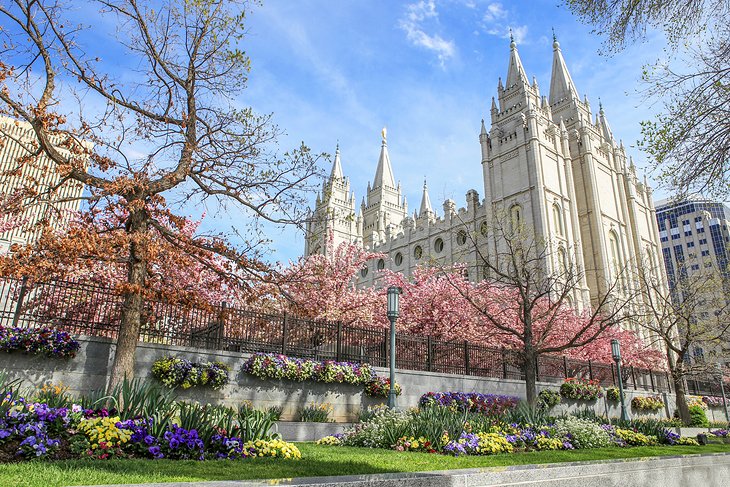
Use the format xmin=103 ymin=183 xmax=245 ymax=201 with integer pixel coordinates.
xmin=304 ymin=39 xmax=666 ymax=326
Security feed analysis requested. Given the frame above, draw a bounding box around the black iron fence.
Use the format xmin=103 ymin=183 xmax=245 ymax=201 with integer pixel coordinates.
xmin=0 ymin=276 xmax=724 ymax=396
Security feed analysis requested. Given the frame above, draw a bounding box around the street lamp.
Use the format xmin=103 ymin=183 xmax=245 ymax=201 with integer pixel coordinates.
xmin=387 ymin=286 xmax=401 ymax=409
xmin=611 ymin=339 xmax=629 ymax=422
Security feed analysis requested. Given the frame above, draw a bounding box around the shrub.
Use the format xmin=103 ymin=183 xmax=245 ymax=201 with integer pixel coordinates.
xmin=537 ymin=389 xmax=561 ymax=410
xmin=554 ymin=416 xmax=613 ymax=449
xmin=341 ymin=407 xmax=410 ymax=448
xmin=560 ymin=378 xmax=603 ymax=401
xmin=689 ymin=404 xmax=709 ymax=427
xmin=0 ymin=326 xmax=80 ymax=358
xmin=298 ymin=402 xmax=333 ymax=422
xmin=151 ymin=356 xmax=229 ymax=390
xmin=631 ymin=395 xmax=664 ymax=412
xmin=364 ymin=377 xmax=401 ymax=398
xmin=606 ymin=387 xmax=620 ymax=402
xmin=418 ymin=392 xmax=519 ymax=416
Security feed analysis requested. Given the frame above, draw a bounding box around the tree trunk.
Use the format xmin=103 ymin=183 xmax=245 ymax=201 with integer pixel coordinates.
xmin=667 ymin=349 xmax=691 ymax=425
xmin=524 ymin=349 xmax=538 ymax=407
xmin=108 ymin=208 xmax=149 ymax=392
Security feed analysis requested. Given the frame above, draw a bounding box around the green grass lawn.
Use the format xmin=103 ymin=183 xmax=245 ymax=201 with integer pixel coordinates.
xmin=3 ymin=443 xmax=730 ymax=487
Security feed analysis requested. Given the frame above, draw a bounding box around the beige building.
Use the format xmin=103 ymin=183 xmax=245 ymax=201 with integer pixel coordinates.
xmin=0 ymin=116 xmax=87 ymax=253
xmin=306 ymin=39 xmax=666 ymax=322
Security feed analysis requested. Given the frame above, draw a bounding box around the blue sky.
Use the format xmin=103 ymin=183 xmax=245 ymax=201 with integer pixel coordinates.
xmin=231 ymin=0 xmax=669 ymax=264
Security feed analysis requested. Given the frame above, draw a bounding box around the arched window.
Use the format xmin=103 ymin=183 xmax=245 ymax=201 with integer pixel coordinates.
xmin=394 ymin=252 xmax=403 ymax=266
xmin=480 ymin=221 xmax=489 ymax=237
xmin=413 ymin=245 xmax=423 ymax=260
xmin=553 ymin=204 xmax=564 ymax=237
xmin=360 ymin=266 xmax=368 ymax=278
xmin=377 ymin=259 xmax=385 ymax=270
xmin=608 ymin=231 xmax=625 ymax=289
xmin=456 ymin=230 xmax=467 ymax=246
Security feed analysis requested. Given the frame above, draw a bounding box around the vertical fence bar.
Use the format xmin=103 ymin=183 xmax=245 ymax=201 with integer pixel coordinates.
xmin=631 ymin=366 xmax=637 ymax=390
xmin=281 ymin=313 xmax=288 ymax=355
xmin=464 ymin=341 xmax=470 ymax=376
xmin=501 ymin=347 xmax=508 ymax=379
xmin=650 ymin=371 xmax=656 ymax=392
xmin=10 ymin=276 xmax=29 ymax=328
xmin=611 ymin=363 xmax=616 ymax=386
xmin=427 ymin=336 xmax=433 ymax=372
xmin=336 ymin=321 xmax=342 ymax=362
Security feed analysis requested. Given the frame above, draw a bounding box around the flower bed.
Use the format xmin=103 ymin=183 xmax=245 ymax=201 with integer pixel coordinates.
xmin=606 ymin=387 xmax=620 ymax=402
xmin=151 ymin=356 xmax=230 ymax=390
xmin=242 ymin=353 xmax=373 ymax=385
xmin=0 ymin=326 xmax=79 ymax=358
xmin=0 ymin=381 xmax=300 ymax=462
xmin=364 ymin=377 xmax=401 ymax=398
xmin=419 ymin=392 xmax=519 ymax=416
xmin=631 ymin=395 xmax=664 ymax=412
xmin=703 ymin=396 xmax=726 ymax=408
xmin=560 ymin=378 xmax=603 ymax=401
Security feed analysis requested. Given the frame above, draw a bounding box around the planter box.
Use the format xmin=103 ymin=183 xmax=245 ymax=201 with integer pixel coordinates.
xmin=706 ymin=437 xmax=730 ymax=445
xmin=274 ymin=421 xmax=354 ymax=442
xmin=673 ymin=427 xmax=710 ymax=437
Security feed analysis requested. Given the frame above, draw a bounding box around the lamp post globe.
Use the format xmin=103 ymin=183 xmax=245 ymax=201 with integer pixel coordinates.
xmin=386 ymin=286 xmax=401 ymax=409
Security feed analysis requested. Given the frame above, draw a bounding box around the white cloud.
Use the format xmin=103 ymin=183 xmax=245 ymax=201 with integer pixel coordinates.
xmin=400 ymin=1 xmax=456 ymax=68
xmin=482 ymin=2 xmax=507 ymax=22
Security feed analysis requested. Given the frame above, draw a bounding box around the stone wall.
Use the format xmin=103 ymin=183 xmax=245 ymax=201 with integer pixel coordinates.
xmin=0 ymin=336 xmax=687 ymax=422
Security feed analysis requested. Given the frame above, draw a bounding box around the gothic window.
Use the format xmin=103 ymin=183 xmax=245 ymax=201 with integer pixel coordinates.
xmin=377 ymin=259 xmax=385 ymax=270
xmin=414 ymin=245 xmax=423 ymax=260
xmin=434 ymin=238 xmax=444 ymax=253
xmin=510 ymin=204 xmax=522 ymax=231
xmin=608 ymin=231 xmax=625 ymax=288
xmin=480 ymin=221 xmax=489 ymax=237
xmin=553 ymin=204 xmax=564 ymax=237
xmin=456 ymin=230 xmax=467 ymax=246
xmin=360 ymin=266 xmax=369 ymax=278
xmin=394 ymin=252 xmax=403 ymax=266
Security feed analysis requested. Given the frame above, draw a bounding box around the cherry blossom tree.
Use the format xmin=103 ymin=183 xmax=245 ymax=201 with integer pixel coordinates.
xmin=0 ymin=0 xmax=321 ymax=388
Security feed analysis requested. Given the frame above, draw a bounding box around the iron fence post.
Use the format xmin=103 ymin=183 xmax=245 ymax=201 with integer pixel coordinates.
xmin=501 ymin=347 xmax=508 ymax=379
xmin=588 ymin=360 xmax=593 ymax=381
xmin=611 ymin=363 xmax=616 ymax=386
xmin=427 ymin=335 xmax=433 ymax=372
xmin=464 ymin=341 xmax=470 ymax=376
xmin=336 ymin=321 xmax=343 ymax=362
xmin=281 ymin=313 xmax=289 ymax=355
xmin=563 ymin=355 xmax=569 ymax=379
xmin=650 ymin=371 xmax=655 ymax=392
xmin=11 ymin=276 xmax=29 ymax=328
xmin=631 ymin=366 xmax=637 ymax=390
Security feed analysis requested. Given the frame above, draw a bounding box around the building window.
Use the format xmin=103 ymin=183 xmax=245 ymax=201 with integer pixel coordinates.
xmin=701 ymin=250 xmax=710 ymax=257
xmin=608 ymin=231 xmax=624 ymax=285
xmin=687 ymin=241 xmax=695 ymax=248
xmin=434 ymin=237 xmax=444 ymax=253
xmin=553 ymin=204 xmax=564 ymax=236
xmin=394 ymin=252 xmax=403 ymax=266
xmin=510 ymin=204 xmax=522 ymax=230
xmin=360 ymin=267 xmax=368 ymax=278
xmin=480 ymin=221 xmax=489 ymax=237
xmin=377 ymin=259 xmax=385 ymax=270
xmin=456 ymin=230 xmax=467 ymax=246
xmin=557 ymin=247 xmax=567 ymax=273
xmin=414 ymin=245 xmax=423 ymax=260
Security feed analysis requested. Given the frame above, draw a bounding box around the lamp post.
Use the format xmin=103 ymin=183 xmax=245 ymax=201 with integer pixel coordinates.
xmin=387 ymin=286 xmax=401 ymax=409
xmin=611 ymin=339 xmax=629 ymax=422
xmin=717 ymin=363 xmax=729 ymax=422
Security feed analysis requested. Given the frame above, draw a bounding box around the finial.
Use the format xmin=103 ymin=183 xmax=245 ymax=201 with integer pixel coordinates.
xmin=598 ymin=97 xmax=604 ymax=114
xmin=423 ymin=177 xmax=427 ymax=189
xmin=509 ymin=28 xmax=516 ymax=49
xmin=336 ymin=140 xmax=340 ymax=153
xmin=552 ymin=27 xmax=556 ymax=42
xmin=552 ymin=27 xmax=560 ymax=49
xmin=381 ymin=126 xmax=387 ymax=143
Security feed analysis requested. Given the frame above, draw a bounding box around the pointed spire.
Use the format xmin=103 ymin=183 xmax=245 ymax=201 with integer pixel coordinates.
xmin=549 ymin=34 xmax=579 ymax=106
xmin=598 ymin=100 xmax=614 ymax=142
xmin=480 ymin=118 xmax=488 ymax=136
xmin=419 ymin=178 xmax=434 ymax=217
xmin=506 ymin=36 xmax=528 ymax=88
xmin=372 ymin=127 xmax=396 ymax=190
xmin=330 ymin=143 xmax=344 ymax=180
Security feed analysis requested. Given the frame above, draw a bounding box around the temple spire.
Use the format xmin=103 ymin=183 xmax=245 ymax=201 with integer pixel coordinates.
xmin=330 ymin=143 xmax=344 ymax=180
xmin=505 ymin=36 xmax=528 ymax=89
xmin=372 ymin=127 xmax=396 ymax=190
xmin=419 ymin=178 xmax=434 ymax=217
xmin=549 ymin=35 xmax=579 ymax=106
xmin=598 ymin=99 xmax=614 ymax=142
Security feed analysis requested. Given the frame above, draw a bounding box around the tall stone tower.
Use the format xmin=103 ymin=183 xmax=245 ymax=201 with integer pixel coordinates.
xmin=304 ymin=145 xmax=358 ymax=256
